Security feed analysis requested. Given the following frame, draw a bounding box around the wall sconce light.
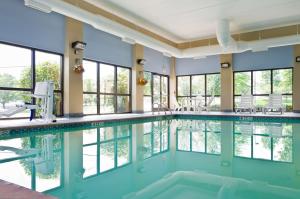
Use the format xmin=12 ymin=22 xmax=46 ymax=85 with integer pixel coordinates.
xmin=221 ymin=62 xmax=231 ymax=68
xmin=72 ymin=41 xmax=86 ymax=54
xmin=296 ymin=56 xmax=300 ymax=63
xmin=137 ymin=59 xmax=146 ymax=65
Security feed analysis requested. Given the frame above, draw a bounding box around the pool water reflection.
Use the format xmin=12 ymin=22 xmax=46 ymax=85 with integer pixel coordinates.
xmin=0 ymin=118 xmax=299 ymax=199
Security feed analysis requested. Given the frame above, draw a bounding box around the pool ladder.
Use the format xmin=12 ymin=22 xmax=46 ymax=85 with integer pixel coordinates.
xmin=152 ymin=103 xmax=172 ymax=115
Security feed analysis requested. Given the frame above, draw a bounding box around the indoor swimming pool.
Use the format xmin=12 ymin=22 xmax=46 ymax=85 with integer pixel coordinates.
xmin=0 ymin=115 xmax=300 ymax=199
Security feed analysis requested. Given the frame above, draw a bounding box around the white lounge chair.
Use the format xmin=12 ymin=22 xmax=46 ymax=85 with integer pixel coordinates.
xmin=191 ymin=95 xmax=213 ymax=112
xmin=235 ymin=95 xmax=255 ymax=114
xmin=193 ymin=95 xmax=204 ymax=112
xmin=182 ymin=98 xmax=193 ymax=112
xmin=202 ymin=95 xmax=215 ymax=112
xmin=263 ymin=94 xmax=284 ymax=114
xmin=171 ymin=96 xmax=183 ymax=111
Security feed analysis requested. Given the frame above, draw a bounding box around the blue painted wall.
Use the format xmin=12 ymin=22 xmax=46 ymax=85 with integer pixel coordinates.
xmin=83 ymin=24 xmax=133 ymax=67
xmin=144 ymin=47 xmax=171 ymax=75
xmin=233 ymin=45 xmax=294 ymax=71
xmin=175 ymin=46 xmax=293 ymax=75
xmin=0 ymin=0 xmax=65 ymax=53
xmin=176 ymin=55 xmax=220 ymax=75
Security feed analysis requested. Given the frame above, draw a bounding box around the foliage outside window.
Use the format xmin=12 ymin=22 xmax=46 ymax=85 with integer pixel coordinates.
xmin=0 ymin=43 xmax=63 ymax=118
xmin=143 ymin=72 xmax=152 ymax=112
xmin=176 ymin=73 xmax=221 ymax=111
xmin=234 ymin=68 xmax=293 ymax=111
xmin=83 ymin=60 xmax=131 ymax=115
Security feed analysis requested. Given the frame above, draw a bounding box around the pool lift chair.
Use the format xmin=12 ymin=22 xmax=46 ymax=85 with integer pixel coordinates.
xmin=33 ymin=135 xmax=56 ymax=175
xmin=0 ymin=134 xmax=55 ymax=175
xmin=263 ymin=94 xmax=285 ymax=114
xmin=0 ymin=81 xmax=56 ymax=123
xmin=235 ymin=95 xmax=255 ymax=114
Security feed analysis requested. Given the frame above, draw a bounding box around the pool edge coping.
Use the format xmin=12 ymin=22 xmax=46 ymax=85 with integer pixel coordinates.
xmin=1 ymin=112 xmax=300 ymax=132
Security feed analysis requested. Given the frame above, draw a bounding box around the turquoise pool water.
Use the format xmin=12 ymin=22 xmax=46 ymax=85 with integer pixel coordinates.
xmin=0 ymin=116 xmax=300 ymax=199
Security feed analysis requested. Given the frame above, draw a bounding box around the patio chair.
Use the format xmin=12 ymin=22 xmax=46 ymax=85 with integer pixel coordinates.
xmin=171 ymin=96 xmax=183 ymax=111
xmin=193 ymin=95 xmax=204 ymax=112
xmin=182 ymin=98 xmax=193 ymax=112
xmin=202 ymin=95 xmax=215 ymax=112
xmin=263 ymin=94 xmax=284 ymax=114
xmin=235 ymin=95 xmax=255 ymax=114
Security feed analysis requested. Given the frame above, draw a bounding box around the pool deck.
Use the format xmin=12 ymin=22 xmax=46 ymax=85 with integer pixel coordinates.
xmin=0 ymin=179 xmax=56 ymax=199
xmin=1 ymin=111 xmax=300 ymax=131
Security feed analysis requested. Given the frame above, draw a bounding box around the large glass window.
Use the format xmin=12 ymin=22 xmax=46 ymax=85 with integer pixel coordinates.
xmin=143 ymin=72 xmax=152 ymax=112
xmin=83 ymin=60 xmax=98 ymax=115
xmin=0 ymin=43 xmax=63 ymax=118
xmin=234 ymin=72 xmax=251 ymax=95
xmin=35 ymin=51 xmax=63 ymax=116
xmin=191 ymin=75 xmax=205 ymax=96
xmin=83 ymin=60 xmax=131 ymax=115
xmin=177 ymin=76 xmax=190 ymax=96
xmin=176 ymin=73 xmax=221 ymax=111
xmin=253 ymin=70 xmax=271 ymax=95
xmin=234 ymin=68 xmax=293 ymax=111
xmin=143 ymin=72 xmax=169 ymax=112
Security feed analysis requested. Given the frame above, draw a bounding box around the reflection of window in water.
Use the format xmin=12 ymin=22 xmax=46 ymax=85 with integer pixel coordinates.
xmin=0 ymin=133 xmax=62 ymax=192
xmin=176 ymin=120 xmax=221 ymax=155
xmin=234 ymin=122 xmax=293 ymax=162
xmin=143 ymin=121 xmax=169 ymax=159
xmin=82 ymin=125 xmax=132 ymax=178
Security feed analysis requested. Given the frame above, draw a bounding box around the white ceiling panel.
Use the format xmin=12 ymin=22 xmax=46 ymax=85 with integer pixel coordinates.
xmin=84 ymin=0 xmax=300 ymax=42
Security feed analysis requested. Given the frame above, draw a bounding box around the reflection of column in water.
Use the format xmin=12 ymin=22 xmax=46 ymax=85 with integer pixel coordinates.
xmin=132 ymin=124 xmax=145 ymax=190
xmin=64 ymin=131 xmax=85 ymax=199
xmin=292 ymin=123 xmax=300 ymax=188
xmin=169 ymin=119 xmax=177 ymax=172
xmin=221 ymin=121 xmax=234 ymax=176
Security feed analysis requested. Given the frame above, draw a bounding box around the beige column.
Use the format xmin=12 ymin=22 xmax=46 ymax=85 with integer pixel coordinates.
xmin=169 ymin=57 xmax=177 ymax=109
xmin=220 ymin=54 xmax=234 ymax=112
xmin=293 ymin=45 xmax=300 ymax=112
xmin=64 ymin=17 xmax=84 ymax=117
xmin=132 ymin=44 xmax=144 ymax=113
